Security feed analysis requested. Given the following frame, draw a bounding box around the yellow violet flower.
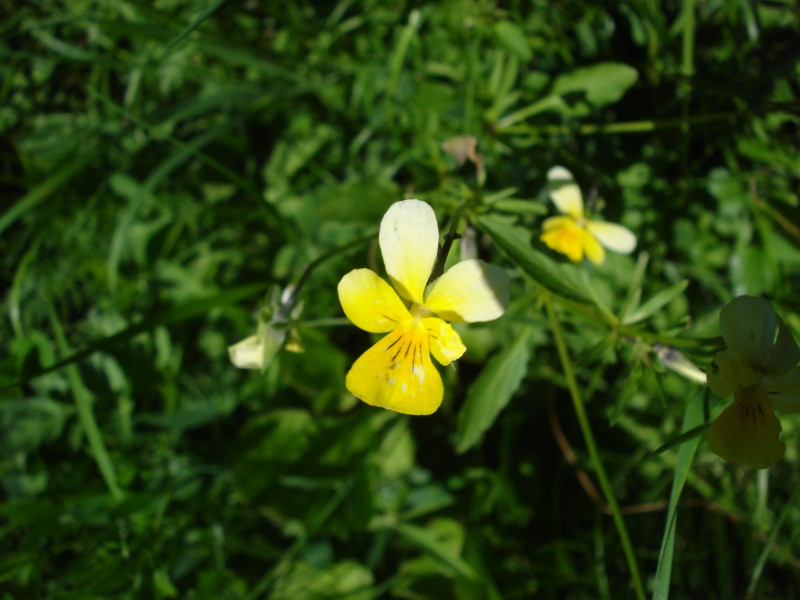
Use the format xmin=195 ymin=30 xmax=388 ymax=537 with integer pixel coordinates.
xmin=706 ymin=296 xmax=800 ymax=469
xmin=338 ymin=199 xmax=510 ymax=415
xmin=540 ymin=166 xmax=636 ymax=264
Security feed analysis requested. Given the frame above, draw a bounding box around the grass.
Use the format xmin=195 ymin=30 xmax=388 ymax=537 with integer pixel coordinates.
xmin=2 ymin=0 xmax=799 ymax=598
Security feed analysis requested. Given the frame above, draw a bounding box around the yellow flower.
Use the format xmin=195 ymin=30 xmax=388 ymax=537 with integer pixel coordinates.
xmin=540 ymin=166 xmax=636 ymax=264
xmin=706 ymin=296 xmax=800 ymax=469
xmin=338 ymin=199 xmax=510 ymax=415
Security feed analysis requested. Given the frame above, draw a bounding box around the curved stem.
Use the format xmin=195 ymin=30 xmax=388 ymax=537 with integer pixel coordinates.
xmin=544 ymin=293 xmax=647 ymax=600
xmin=278 ymin=234 xmax=374 ymax=320
xmin=430 ymin=207 xmax=467 ymax=283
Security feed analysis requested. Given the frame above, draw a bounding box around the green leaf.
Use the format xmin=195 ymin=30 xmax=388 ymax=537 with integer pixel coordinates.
xmin=271 ymin=560 xmax=374 ymax=600
xmin=652 ymin=393 xmax=705 ymax=600
xmin=551 ymin=62 xmax=639 ymax=107
xmin=0 ymin=399 xmax=69 ymax=454
xmin=623 ymin=280 xmax=689 ymax=324
xmin=393 ymin=522 xmax=477 ymax=580
xmin=494 ymin=21 xmax=532 ymax=62
xmin=477 ymin=216 xmax=592 ymax=303
xmin=315 ymin=175 xmax=399 ymax=223
xmin=455 ymin=327 xmax=530 ymax=453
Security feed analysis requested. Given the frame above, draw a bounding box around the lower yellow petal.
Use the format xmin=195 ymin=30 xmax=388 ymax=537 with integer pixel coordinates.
xmin=346 ymin=326 xmax=443 ymax=415
xmin=540 ymin=217 xmax=584 ymax=262
xmin=707 ymin=386 xmax=784 ymax=469
xmin=423 ymin=318 xmax=466 ymax=366
xmin=581 ymin=229 xmax=605 ymax=264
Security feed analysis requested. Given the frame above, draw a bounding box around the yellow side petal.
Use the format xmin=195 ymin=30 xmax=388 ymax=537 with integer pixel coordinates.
xmin=338 ymin=269 xmax=411 ymax=333
xmin=547 ymin=166 xmax=584 ymax=219
xmin=763 ymin=368 xmax=800 ymax=413
xmin=541 ymin=217 xmax=584 ymax=262
xmin=423 ymin=260 xmax=509 ymax=323
xmin=706 ymin=349 xmax=756 ymax=397
xmin=379 ymin=199 xmax=439 ymax=304
xmin=581 ymin=229 xmax=605 ymax=264
xmin=707 ymin=387 xmax=785 ymax=469
xmin=346 ymin=326 xmax=444 ymax=415
xmin=423 ymin=318 xmax=466 ymax=365
xmin=719 ymin=296 xmax=776 ymax=368
xmin=763 ymin=317 xmax=800 ymax=375
xmin=585 ymin=220 xmax=636 ymax=254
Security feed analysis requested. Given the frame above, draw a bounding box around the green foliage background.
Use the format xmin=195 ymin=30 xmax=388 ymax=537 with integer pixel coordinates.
xmin=2 ymin=0 xmax=799 ymax=598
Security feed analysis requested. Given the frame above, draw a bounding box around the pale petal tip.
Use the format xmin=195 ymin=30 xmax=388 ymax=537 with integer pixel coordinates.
xmin=424 ymin=260 xmax=510 ymax=323
xmin=229 ymin=335 xmax=264 ymax=370
xmin=547 ymin=166 xmax=574 ymax=182
xmin=379 ymin=199 xmax=439 ymax=304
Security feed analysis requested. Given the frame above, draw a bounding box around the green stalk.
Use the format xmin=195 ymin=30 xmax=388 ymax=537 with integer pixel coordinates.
xmin=496 ymin=110 xmax=739 ymax=136
xmin=544 ymin=294 xmax=646 ymax=600
xmin=430 ymin=207 xmax=467 ymax=283
xmin=278 ymin=234 xmax=374 ymax=320
xmin=679 ymin=0 xmax=697 ymax=205
xmin=49 ymin=306 xmax=124 ymax=502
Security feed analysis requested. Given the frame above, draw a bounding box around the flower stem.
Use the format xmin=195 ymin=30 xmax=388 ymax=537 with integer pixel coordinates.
xmin=544 ymin=293 xmax=647 ymax=600
xmin=430 ymin=207 xmax=466 ymax=283
xmin=278 ymin=234 xmax=374 ymax=319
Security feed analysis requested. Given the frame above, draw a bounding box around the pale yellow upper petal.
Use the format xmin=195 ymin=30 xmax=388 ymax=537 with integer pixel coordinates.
xmin=719 ymin=296 xmax=777 ymax=368
xmin=547 ymin=166 xmax=583 ymax=219
xmin=338 ymin=269 xmax=411 ymax=333
xmin=585 ymin=220 xmax=636 ymax=254
xmin=345 ymin=326 xmax=443 ymax=415
xmin=707 ymin=387 xmax=784 ymax=469
xmin=423 ymin=260 xmax=509 ymax=323
xmin=423 ymin=318 xmax=466 ymax=365
xmin=379 ymin=199 xmax=439 ymax=304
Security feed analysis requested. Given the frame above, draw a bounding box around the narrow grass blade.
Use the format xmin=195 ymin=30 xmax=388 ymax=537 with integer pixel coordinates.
xmin=161 ymin=0 xmax=228 ymax=58
xmin=0 ymin=152 xmax=96 ymax=237
xmin=388 ymin=9 xmax=422 ymax=95
xmin=107 ymin=124 xmax=231 ymax=291
xmin=4 ymin=283 xmax=270 ymax=393
xmin=746 ymin=484 xmax=800 ymax=597
xmin=652 ymin=392 xmax=705 ymax=600
xmin=48 ymin=306 xmax=124 ymax=502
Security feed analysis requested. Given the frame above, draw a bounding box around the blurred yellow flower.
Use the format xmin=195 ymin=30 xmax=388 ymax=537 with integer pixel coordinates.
xmin=338 ymin=199 xmax=509 ymax=415
xmin=540 ymin=166 xmax=636 ymax=264
xmin=706 ymin=296 xmax=800 ymax=469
